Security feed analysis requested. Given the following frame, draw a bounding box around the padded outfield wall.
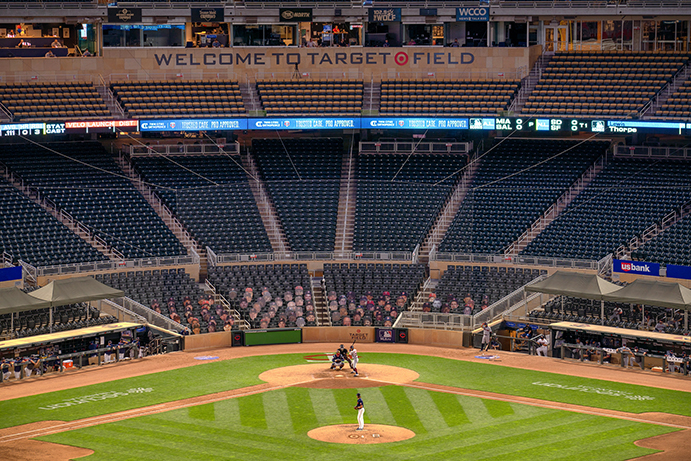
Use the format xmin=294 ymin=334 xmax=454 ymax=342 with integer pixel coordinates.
xmin=0 ymin=46 xmax=540 ymax=82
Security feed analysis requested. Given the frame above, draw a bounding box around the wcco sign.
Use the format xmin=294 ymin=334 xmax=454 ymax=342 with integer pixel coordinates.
xmin=456 ymin=7 xmax=489 ymax=22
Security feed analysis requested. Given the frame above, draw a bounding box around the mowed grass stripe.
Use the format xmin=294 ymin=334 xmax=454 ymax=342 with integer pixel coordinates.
xmin=482 ymin=399 xmax=515 ymax=418
xmin=384 ymin=410 xmax=573 ymax=454
xmin=239 ymin=393 xmax=268 ymax=429
xmin=262 ymin=389 xmax=293 ymax=434
xmin=187 ymin=402 xmax=215 ymax=421
xmin=309 ymin=388 xmax=341 ymax=427
xmin=405 ymin=387 xmax=449 ymax=432
xmin=333 ymin=388 xmax=362 ymax=423
xmin=94 ymin=416 xmax=314 ymax=456
xmin=284 ymin=388 xmax=319 ymax=433
xmin=472 ymin=420 xmax=668 ymax=461
xmin=410 ymin=413 xmax=645 ymax=460
xmin=44 ymin=426 xmax=243 ymax=461
xmin=455 ymin=394 xmax=492 ymax=424
xmin=381 ymin=386 xmax=427 ymax=435
xmin=429 ymin=391 xmax=470 ymax=427
xmin=357 ymin=387 xmax=397 ymax=426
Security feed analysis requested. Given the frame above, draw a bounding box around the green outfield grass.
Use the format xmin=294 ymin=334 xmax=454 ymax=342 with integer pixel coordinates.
xmin=3 ymin=352 xmax=691 ymax=431
xmin=39 ymin=386 xmax=675 ymax=461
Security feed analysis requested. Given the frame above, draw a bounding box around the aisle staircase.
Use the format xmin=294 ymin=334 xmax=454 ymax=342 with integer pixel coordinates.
xmin=334 ymin=149 xmax=357 ymax=256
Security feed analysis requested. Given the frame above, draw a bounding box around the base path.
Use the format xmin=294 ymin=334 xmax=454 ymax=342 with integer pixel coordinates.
xmin=308 ymin=424 xmax=415 ymax=444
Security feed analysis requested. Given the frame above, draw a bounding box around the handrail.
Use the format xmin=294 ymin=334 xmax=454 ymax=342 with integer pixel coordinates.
xmin=210 ymin=249 xmax=415 ymax=264
xmin=33 ymin=252 xmax=200 ymax=278
xmin=18 ymin=259 xmax=37 ymax=284
xmin=359 ymin=141 xmax=471 ymax=154
xmin=99 ymin=73 xmax=126 ymax=119
xmin=432 ymin=252 xmax=601 ymax=271
xmin=614 ymin=144 xmax=691 ymax=159
xmin=108 ymin=297 xmax=189 ymax=334
xmin=129 ymin=141 xmax=240 ymax=156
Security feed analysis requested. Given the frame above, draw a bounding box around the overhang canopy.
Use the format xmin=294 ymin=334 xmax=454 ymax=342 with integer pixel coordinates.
xmin=525 ymin=271 xmax=621 ymax=300
xmin=28 ymin=276 xmax=124 ymax=307
xmin=0 ymin=287 xmax=51 ymax=315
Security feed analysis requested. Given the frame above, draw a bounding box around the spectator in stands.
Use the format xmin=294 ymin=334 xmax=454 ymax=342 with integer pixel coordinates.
xmin=383 ymin=39 xmax=390 ymax=47
xmin=363 ymin=317 xmax=372 ymax=326
xmin=212 ymin=38 xmax=221 ymax=48
xmin=452 ymin=39 xmax=460 ymax=47
xmin=464 ymin=293 xmax=475 ymax=308
xmin=82 ymin=49 xmax=92 ymax=57
xmin=422 ymin=302 xmax=431 ymax=313
xmin=278 ymin=319 xmax=286 ymax=328
xmin=45 ymin=50 xmax=56 ymax=58
xmin=191 ymin=318 xmax=201 ymax=335
xmin=343 ymin=316 xmax=352 ymax=326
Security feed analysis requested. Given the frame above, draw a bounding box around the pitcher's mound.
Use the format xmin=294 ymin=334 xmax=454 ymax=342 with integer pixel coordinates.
xmin=308 ymin=424 xmax=415 ymax=444
xmin=259 ymin=364 xmax=419 ymax=389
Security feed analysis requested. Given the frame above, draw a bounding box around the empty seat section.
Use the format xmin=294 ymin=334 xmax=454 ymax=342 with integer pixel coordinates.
xmin=435 ymin=265 xmax=544 ymax=312
xmin=631 ymin=214 xmax=691 ymax=266
xmin=98 ymin=269 xmax=217 ymax=333
xmin=0 ymin=178 xmax=107 ymax=266
xmin=439 ymin=139 xmax=609 ymax=254
xmin=257 ymin=80 xmax=363 ymax=117
xmin=380 ymin=79 xmax=520 ymax=116
xmin=253 ymin=138 xmax=342 ymax=252
xmin=655 ymin=78 xmax=691 ymax=120
xmin=354 ymin=153 xmax=467 ymax=252
xmin=131 ymin=155 xmax=272 ymax=254
xmin=522 ymin=158 xmax=691 ymax=260
xmin=523 ymin=51 xmax=689 ymax=117
xmin=0 ymin=81 xmax=110 ymax=122
xmin=0 ymin=142 xmax=187 ymax=259
xmin=110 ymin=79 xmax=245 ymax=119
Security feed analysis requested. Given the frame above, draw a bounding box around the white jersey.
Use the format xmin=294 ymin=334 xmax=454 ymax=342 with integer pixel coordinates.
xmin=350 ymin=348 xmax=358 ymax=361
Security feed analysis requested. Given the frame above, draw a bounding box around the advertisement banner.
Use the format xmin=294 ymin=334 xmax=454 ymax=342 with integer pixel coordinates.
xmin=279 ymin=8 xmax=312 ymax=22
xmin=248 ymin=118 xmax=357 ymax=130
xmin=368 ymin=8 xmax=402 ymax=22
xmin=613 ymin=259 xmax=660 ymax=277
xmin=108 ymin=8 xmax=142 ymax=23
xmin=456 ymin=7 xmax=489 ymax=22
xmin=191 ymin=8 xmax=224 ymax=23
xmin=375 ymin=328 xmax=395 ymax=343
xmin=362 ymin=117 xmax=469 ymax=129
xmin=666 ymin=264 xmax=691 ymax=280
xmin=0 ymin=266 xmax=22 ymax=283
xmin=139 ymin=119 xmax=246 ymax=132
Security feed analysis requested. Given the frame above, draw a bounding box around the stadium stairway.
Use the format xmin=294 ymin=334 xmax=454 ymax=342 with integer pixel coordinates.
xmin=617 ymin=197 xmax=691 ymax=260
xmin=115 ymin=150 xmax=202 ymax=259
xmin=362 ymin=80 xmax=381 ymax=114
xmin=240 ymin=80 xmax=263 ymax=116
xmin=418 ymin=150 xmax=479 ymax=263
xmin=0 ymin=168 xmax=121 ymax=262
xmin=95 ymin=82 xmax=125 ymax=119
xmin=512 ymin=53 xmax=553 ymax=114
xmin=310 ymin=276 xmax=331 ymax=326
xmin=504 ymin=144 xmax=611 ymax=258
xmin=334 ymin=146 xmax=357 ymax=255
xmin=647 ymin=64 xmax=691 ymax=118
xmin=241 ymin=151 xmax=290 ymax=253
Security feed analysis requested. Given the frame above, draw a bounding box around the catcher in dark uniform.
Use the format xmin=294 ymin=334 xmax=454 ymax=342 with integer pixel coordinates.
xmin=337 ymin=344 xmax=353 ymax=369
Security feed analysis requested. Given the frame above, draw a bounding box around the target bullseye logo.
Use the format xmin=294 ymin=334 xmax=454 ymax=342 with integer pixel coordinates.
xmin=394 ymin=52 xmax=408 ymax=66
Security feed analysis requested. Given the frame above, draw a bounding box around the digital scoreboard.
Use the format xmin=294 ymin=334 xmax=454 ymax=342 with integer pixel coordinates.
xmin=0 ymin=117 xmax=687 ymax=137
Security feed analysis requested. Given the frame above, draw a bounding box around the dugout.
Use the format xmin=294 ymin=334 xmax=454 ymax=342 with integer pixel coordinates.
xmin=549 ymin=321 xmax=691 ymax=364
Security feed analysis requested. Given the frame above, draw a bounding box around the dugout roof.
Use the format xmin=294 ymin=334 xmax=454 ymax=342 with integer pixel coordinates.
xmin=0 ymin=287 xmax=51 ymax=315
xmin=29 ymin=276 xmax=124 ymax=307
xmin=525 ymin=271 xmax=620 ymax=300
xmin=602 ymin=278 xmax=691 ymax=310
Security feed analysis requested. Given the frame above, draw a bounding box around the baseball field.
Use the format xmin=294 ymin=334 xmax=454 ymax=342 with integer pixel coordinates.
xmin=1 ymin=343 xmax=690 ymax=460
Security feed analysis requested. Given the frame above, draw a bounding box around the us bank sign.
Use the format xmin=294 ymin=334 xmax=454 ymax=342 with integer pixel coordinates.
xmin=154 ymin=50 xmax=475 ymax=68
